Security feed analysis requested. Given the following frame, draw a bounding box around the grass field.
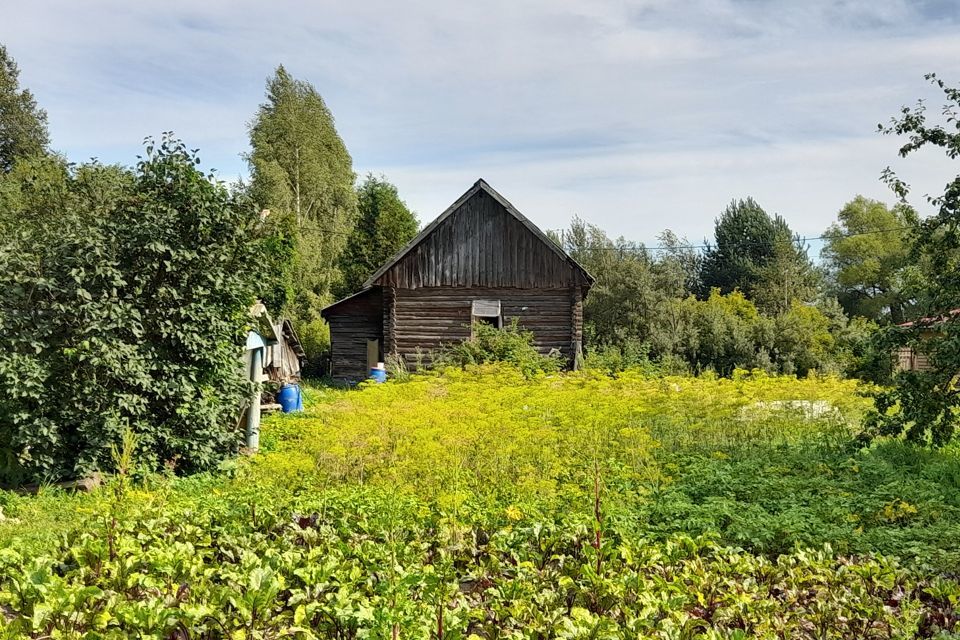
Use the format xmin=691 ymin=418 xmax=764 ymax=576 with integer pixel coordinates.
xmin=2 ymin=366 xmax=960 ymax=638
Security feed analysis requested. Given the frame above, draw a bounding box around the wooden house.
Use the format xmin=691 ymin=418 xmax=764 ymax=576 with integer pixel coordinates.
xmin=895 ymin=344 xmax=934 ymax=373
xmin=321 ymin=179 xmax=594 ymax=382
xmin=894 ymin=309 xmax=960 ymax=373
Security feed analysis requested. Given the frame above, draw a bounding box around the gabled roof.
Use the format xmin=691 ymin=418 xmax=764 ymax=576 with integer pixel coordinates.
xmin=362 ymin=179 xmax=594 ymax=288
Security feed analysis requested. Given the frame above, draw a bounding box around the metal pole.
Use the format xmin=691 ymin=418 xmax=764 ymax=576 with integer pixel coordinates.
xmin=246 ymin=347 xmax=262 ymax=451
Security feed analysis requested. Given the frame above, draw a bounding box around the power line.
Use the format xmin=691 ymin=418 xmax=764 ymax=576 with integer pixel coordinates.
xmin=292 ymin=218 xmax=914 ymax=256
xmin=557 ymin=225 xmax=914 ymax=254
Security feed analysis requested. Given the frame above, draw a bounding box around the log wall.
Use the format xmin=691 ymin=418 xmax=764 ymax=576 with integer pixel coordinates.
xmin=325 ymin=182 xmax=594 ymax=381
xmin=392 ymin=287 xmax=576 ymax=368
xmin=326 ymin=288 xmax=383 ymax=382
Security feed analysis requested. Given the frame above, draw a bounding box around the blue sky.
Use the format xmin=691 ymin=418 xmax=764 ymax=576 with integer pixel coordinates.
xmin=4 ymin=0 xmax=959 ymax=248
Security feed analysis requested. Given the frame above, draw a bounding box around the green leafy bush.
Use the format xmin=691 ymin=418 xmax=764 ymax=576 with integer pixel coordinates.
xmin=297 ymin=313 xmax=331 ymax=377
xmin=433 ymin=319 xmax=562 ymax=376
xmin=0 ymin=136 xmax=273 ymax=485
xmin=772 ymin=300 xmax=837 ymax=376
xmin=583 ymin=339 xmax=656 ymax=374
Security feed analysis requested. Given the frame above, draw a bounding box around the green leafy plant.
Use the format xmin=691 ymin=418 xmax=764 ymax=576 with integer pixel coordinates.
xmin=2 ymin=366 xmax=960 ymax=637
xmin=865 ymin=73 xmax=960 ymax=446
xmin=0 ymin=135 xmax=274 ymax=485
xmin=433 ymin=319 xmax=562 ymax=377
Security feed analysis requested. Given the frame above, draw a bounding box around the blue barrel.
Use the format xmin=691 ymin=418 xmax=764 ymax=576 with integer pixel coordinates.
xmin=277 ymin=383 xmax=303 ymax=413
xmin=369 ymin=367 xmax=387 ymax=383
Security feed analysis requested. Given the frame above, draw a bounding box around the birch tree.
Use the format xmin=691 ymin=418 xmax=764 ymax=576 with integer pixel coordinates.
xmin=247 ymin=66 xmax=357 ymax=319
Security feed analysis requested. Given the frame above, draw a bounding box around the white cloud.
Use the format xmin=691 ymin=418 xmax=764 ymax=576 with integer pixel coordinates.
xmin=2 ymin=0 xmax=957 ymax=245
xmin=370 ymin=134 xmax=955 ymax=241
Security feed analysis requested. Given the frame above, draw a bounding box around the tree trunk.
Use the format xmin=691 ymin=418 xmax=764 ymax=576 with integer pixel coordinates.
xmin=294 ymin=146 xmax=301 ymax=227
xmin=890 ymin=301 xmax=905 ymax=325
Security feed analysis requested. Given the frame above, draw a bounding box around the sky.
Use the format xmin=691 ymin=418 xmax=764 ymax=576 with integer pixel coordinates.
xmin=3 ymin=0 xmax=959 ymax=249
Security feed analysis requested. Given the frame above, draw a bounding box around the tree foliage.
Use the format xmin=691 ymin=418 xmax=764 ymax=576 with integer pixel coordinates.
xmin=0 ymin=45 xmax=49 ymax=172
xmin=821 ymin=196 xmax=918 ymax=323
xmin=866 ymin=74 xmax=960 ymax=446
xmin=0 ymin=137 xmax=273 ymax=485
xmin=561 ymin=217 xmax=700 ymax=357
xmin=337 ymin=174 xmax=419 ymax=297
xmin=557 ymin=218 xmax=851 ymax=376
xmin=247 ymin=66 xmax=357 ymax=322
xmin=700 ymin=198 xmax=818 ymax=311
xmin=254 ymin=208 xmax=298 ymax=316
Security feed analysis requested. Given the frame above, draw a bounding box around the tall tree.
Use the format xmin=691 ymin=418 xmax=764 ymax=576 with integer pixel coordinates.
xmin=0 ymin=44 xmax=49 ymax=172
xmin=560 ymin=217 xmax=658 ymax=348
xmin=559 ymin=218 xmax=698 ymax=358
xmin=821 ymin=196 xmax=918 ymax=323
xmin=751 ymin=235 xmax=820 ymax=314
xmin=866 ymin=74 xmax=960 ymax=446
xmin=337 ymin=174 xmax=419 ymax=297
xmin=556 ymin=216 xmax=849 ymax=375
xmin=654 ymin=229 xmax=701 ymax=297
xmin=699 ymin=198 xmax=775 ymax=297
xmin=247 ymin=66 xmax=357 ymax=318
xmin=700 ymin=197 xmax=816 ymax=311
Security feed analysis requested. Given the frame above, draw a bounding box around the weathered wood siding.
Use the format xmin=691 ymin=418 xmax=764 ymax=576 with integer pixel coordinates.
xmin=326 ymin=288 xmax=383 ymax=381
xmin=393 ymin=287 xmax=576 ymax=367
xmin=896 ymin=346 xmax=933 ymax=372
xmin=325 ymin=181 xmax=593 ymax=381
xmin=374 ymin=188 xmax=585 ymax=290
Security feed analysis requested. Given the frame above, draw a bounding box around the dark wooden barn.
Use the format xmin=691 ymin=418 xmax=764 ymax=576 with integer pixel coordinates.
xmin=321 ymin=179 xmax=594 ymax=382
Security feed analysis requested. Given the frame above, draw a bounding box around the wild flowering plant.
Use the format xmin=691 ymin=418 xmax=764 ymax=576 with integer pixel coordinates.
xmin=1 ymin=366 xmax=959 ymax=637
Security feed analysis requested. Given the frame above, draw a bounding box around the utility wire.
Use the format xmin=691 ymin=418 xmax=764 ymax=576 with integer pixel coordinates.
xmin=292 ymin=219 xmax=914 ymax=255
xmin=556 ymin=225 xmax=914 ymax=254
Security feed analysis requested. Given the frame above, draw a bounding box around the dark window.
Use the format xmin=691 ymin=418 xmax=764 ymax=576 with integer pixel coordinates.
xmin=474 ymin=315 xmax=501 ymax=328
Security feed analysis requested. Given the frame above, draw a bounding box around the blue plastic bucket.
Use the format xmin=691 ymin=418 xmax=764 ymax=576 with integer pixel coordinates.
xmin=369 ymin=367 xmax=387 ymax=383
xmin=277 ymin=383 xmax=303 ymax=413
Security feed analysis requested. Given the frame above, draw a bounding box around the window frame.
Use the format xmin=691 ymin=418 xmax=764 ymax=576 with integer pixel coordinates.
xmin=471 ymin=299 xmax=502 ymax=335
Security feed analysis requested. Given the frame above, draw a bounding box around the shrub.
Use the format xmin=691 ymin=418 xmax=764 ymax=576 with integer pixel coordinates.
xmin=583 ymin=339 xmax=653 ymax=374
xmin=772 ymin=300 xmax=837 ymax=376
xmin=0 ymin=136 xmax=273 ymax=485
xmin=433 ymin=319 xmax=562 ymax=377
xmin=682 ymin=289 xmax=771 ymax=374
xmin=296 ymin=314 xmax=331 ymax=377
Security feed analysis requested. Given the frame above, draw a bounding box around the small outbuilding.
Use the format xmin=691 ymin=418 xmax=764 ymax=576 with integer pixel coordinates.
xmin=243 ymin=304 xmax=306 ymax=449
xmin=322 ymin=179 xmax=594 ymax=382
xmin=265 ymin=318 xmax=305 ymax=384
xmin=894 ymin=309 xmax=960 ymax=373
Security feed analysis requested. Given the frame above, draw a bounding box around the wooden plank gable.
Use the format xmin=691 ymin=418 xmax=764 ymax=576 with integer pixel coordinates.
xmin=368 ymin=181 xmax=589 ymax=290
